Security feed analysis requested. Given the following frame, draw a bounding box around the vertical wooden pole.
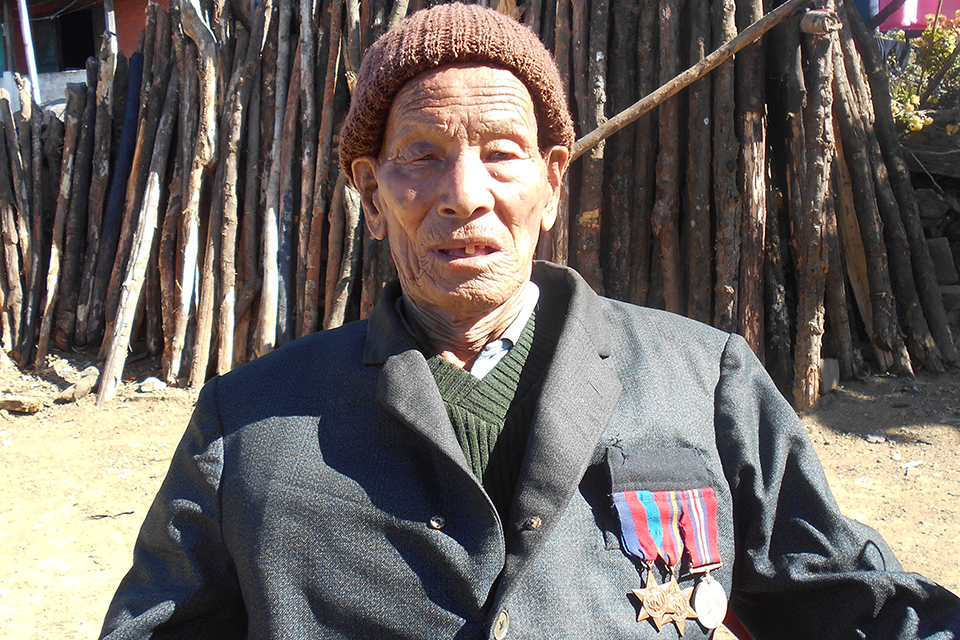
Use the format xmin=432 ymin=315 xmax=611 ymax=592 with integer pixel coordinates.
xmin=23 ymin=99 xmax=42 ymax=364
xmin=168 ymin=0 xmax=218 ymax=385
xmin=74 ymin=33 xmax=118 ymax=345
xmin=551 ymin=0 xmax=571 ymax=266
xmin=323 ymin=172 xmax=347 ymax=328
xmin=793 ymin=9 xmax=836 ymax=410
xmin=737 ymin=0 xmax=767 ymax=357
xmin=823 ymin=189 xmax=858 ymax=380
xmin=712 ymin=0 xmax=740 ymax=332
xmin=275 ymin=42 xmax=301 ymax=347
xmin=218 ymin=0 xmax=269 ymax=375
xmin=233 ymin=0 xmax=272 ymax=367
xmin=9 ymin=84 xmax=37 ymax=365
xmin=55 ymin=59 xmax=97 ymax=351
xmin=234 ymin=64 xmax=263 ymax=367
xmin=570 ymin=0 xmax=605 ymax=293
xmin=34 ymin=85 xmax=85 ymax=369
xmin=652 ymin=0 xmax=682 ymax=313
xmin=770 ymin=14 xmax=806 ymax=382
xmin=303 ymin=0 xmax=342 ymax=336
xmin=256 ymin=0 xmax=292 ymax=357
xmin=684 ymin=0 xmax=712 ymax=323
xmin=295 ymin=0 xmax=319 ymax=338
xmin=604 ymin=0 xmax=639 ymax=302
xmin=0 ymin=107 xmax=21 ymax=349
xmin=630 ymin=0 xmax=657 ymax=306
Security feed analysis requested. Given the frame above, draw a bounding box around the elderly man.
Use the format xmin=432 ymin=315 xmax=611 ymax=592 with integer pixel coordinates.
xmin=101 ymin=4 xmax=960 ymax=639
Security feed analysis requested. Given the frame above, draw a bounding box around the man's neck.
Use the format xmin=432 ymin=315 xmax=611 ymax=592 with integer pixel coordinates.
xmin=403 ymin=282 xmax=533 ymax=370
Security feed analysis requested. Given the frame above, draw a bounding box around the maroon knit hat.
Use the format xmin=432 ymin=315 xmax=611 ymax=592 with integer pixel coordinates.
xmin=338 ymin=2 xmax=574 ymax=183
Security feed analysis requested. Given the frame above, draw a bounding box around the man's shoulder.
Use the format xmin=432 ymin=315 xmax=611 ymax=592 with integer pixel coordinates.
xmin=599 ymin=296 xmax=731 ymax=354
xmin=531 ymin=261 xmax=732 ymax=364
xmin=212 ymin=319 xmax=372 ymax=403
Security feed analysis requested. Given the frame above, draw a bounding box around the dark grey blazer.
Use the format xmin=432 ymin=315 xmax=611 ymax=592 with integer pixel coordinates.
xmin=101 ymin=262 xmax=960 ymax=640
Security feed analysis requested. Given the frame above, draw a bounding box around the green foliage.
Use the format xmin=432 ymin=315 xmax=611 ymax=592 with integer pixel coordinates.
xmin=887 ymin=12 xmax=960 ymax=133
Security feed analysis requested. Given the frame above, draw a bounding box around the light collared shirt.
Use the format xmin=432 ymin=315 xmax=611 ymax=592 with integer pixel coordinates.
xmin=468 ymin=281 xmax=539 ymax=379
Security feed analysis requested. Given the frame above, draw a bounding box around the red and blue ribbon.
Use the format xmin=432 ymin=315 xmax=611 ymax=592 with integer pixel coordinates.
xmin=612 ymin=488 xmax=721 ymax=570
xmin=678 ymin=488 xmax=721 ymax=569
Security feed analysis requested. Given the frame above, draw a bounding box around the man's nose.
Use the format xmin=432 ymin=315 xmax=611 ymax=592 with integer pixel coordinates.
xmin=437 ymin=152 xmax=495 ymax=219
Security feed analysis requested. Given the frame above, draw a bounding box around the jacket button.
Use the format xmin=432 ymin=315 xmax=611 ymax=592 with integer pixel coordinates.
xmin=428 ymin=515 xmax=446 ymax=530
xmin=493 ymin=610 xmax=509 ymax=639
xmin=525 ymin=516 xmax=542 ymax=530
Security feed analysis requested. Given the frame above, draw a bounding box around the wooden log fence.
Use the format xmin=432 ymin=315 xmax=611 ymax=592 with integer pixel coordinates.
xmin=0 ymin=0 xmax=952 ymax=408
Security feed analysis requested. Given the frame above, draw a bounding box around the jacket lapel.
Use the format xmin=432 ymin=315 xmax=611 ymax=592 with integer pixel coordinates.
xmin=364 ymin=282 xmax=477 ymax=484
xmin=495 ymin=265 xmax=624 ymax=601
xmin=376 ymin=350 xmax=474 ymax=476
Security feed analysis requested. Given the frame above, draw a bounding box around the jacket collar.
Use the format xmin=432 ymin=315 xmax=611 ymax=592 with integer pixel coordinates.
xmin=362 ymin=262 xmax=613 ymax=365
xmin=362 ymin=279 xmax=420 ymax=366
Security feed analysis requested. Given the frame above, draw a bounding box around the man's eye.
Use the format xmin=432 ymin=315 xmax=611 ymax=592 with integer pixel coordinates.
xmin=395 ymin=145 xmax=440 ymax=164
xmin=485 ymin=150 xmax=516 ymax=162
xmin=404 ymin=152 xmax=438 ymax=164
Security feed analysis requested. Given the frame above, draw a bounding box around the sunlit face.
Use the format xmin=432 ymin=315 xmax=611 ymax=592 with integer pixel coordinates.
xmin=352 ymin=64 xmax=568 ymax=317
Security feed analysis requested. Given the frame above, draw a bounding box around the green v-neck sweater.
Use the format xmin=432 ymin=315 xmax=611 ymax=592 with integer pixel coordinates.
xmin=426 ymin=311 xmax=555 ymax=520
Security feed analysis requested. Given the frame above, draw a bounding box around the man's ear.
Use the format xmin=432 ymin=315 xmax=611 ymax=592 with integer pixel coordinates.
xmin=352 ymin=156 xmax=387 ymax=240
xmin=540 ymin=145 xmax=569 ymax=232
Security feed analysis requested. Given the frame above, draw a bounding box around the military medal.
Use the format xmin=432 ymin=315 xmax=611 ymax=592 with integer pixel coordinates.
xmin=613 ymin=489 xmax=690 ymax=634
xmin=613 ymin=486 xmax=728 ymax=633
xmin=691 ymin=571 xmax=727 ymax=630
xmin=632 ymin=569 xmax=672 ymax=630
xmin=678 ymin=488 xmax=728 ymax=630
xmin=663 ymin=571 xmax=697 ymax=636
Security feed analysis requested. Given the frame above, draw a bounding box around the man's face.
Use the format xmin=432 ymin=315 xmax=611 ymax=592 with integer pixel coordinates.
xmin=352 ymin=64 xmax=568 ymax=317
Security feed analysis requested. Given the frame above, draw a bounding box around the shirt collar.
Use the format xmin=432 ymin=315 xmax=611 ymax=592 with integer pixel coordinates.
xmin=497 ymin=280 xmax=539 ymax=347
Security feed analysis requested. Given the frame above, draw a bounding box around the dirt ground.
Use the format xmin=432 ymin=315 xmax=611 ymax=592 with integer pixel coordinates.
xmin=1 ymin=348 xmax=958 ymax=639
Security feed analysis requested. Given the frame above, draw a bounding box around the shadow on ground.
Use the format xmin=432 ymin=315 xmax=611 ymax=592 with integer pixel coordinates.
xmin=810 ymin=370 xmax=960 ymax=444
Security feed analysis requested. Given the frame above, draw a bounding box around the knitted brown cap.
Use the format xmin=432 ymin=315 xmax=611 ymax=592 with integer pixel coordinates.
xmin=338 ymin=2 xmax=574 ymax=183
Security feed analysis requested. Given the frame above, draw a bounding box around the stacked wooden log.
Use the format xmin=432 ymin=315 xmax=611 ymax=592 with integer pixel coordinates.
xmin=0 ymin=0 xmax=955 ymax=408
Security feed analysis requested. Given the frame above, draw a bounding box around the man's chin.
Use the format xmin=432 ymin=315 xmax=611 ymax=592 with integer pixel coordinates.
xmin=409 ymin=280 xmax=521 ymax=317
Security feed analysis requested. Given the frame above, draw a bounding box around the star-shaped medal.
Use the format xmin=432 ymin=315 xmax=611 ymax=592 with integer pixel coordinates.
xmin=632 ymin=570 xmax=674 ymax=631
xmin=663 ymin=576 xmax=698 ymax=636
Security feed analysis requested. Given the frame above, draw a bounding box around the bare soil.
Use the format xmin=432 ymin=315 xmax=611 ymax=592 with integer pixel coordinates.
xmin=1 ymin=349 xmax=958 ymax=639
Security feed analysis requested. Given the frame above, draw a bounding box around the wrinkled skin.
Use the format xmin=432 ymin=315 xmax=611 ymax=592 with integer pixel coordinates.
xmin=352 ymin=64 xmax=568 ymax=367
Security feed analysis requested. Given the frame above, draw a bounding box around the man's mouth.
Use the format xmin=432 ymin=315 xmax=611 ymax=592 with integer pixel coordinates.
xmin=439 ymin=244 xmax=497 ymax=259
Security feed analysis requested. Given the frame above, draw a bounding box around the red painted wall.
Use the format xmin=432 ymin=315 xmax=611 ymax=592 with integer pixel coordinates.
xmin=114 ymin=0 xmax=169 ymax=58
xmin=8 ymin=0 xmax=170 ymax=74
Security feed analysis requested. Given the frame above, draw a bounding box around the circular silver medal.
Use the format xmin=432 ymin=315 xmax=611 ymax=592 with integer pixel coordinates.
xmin=691 ymin=575 xmax=727 ymax=630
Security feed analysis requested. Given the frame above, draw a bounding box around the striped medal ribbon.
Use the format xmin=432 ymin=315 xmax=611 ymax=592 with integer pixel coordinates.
xmin=612 ymin=488 xmax=726 ymax=632
xmin=613 ymin=490 xmax=693 ymax=634
xmin=678 ymin=487 xmax=727 ymax=630
xmin=611 ymin=489 xmax=684 ymax=566
xmin=677 ymin=488 xmax=722 ymax=571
